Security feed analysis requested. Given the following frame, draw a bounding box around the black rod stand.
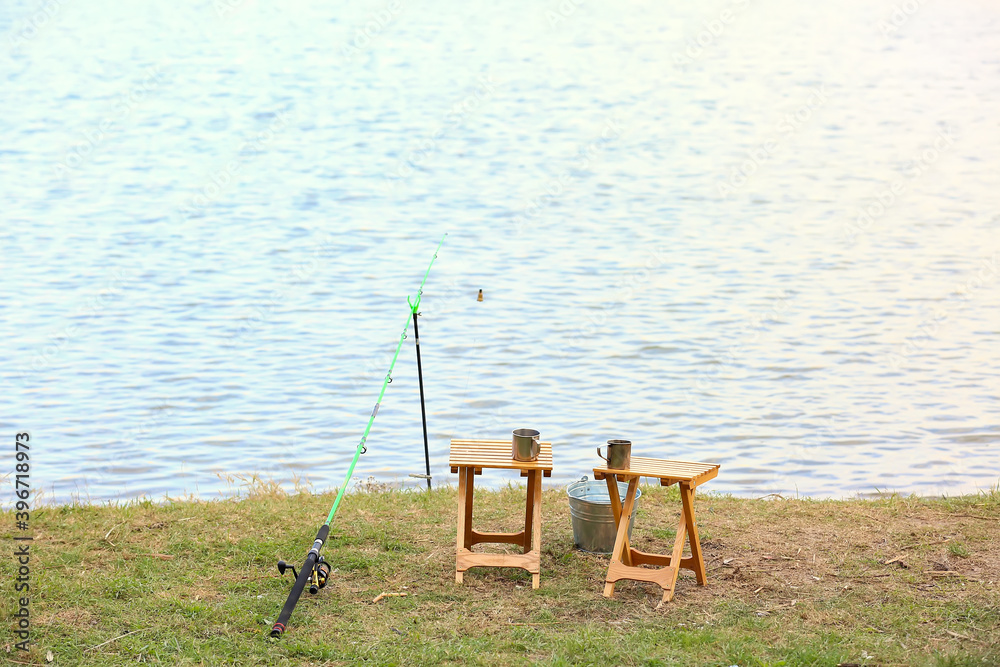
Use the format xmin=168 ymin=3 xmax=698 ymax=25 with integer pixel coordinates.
xmin=412 ymin=311 xmax=432 ymax=489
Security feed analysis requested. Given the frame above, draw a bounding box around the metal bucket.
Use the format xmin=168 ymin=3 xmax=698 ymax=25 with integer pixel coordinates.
xmin=566 ymin=478 xmax=641 ymax=554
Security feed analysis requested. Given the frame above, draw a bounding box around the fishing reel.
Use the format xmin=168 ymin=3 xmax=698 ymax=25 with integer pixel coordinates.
xmin=277 ymin=556 xmax=331 ymax=594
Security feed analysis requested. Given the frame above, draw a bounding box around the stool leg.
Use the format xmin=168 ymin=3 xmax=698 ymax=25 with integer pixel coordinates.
xmin=528 ymin=470 xmax=542 ymax=588
xmin=661 ymin=510 xmax=688 ymax=603
xmin=681 ymin=483 xmax=708 ymax=585
xmin=455 ymin=466 xmax=468 ymax=584
xmin=463 ymin=467 xmax=475 ymax=548
xmin=604 ymin=476 xmax=639 ymax=598
xmin=606 ymin=473 xmax=623 ymax=526
xmin=523 ymin=470 xmax=536 ymax=553
xmin=531 ymin=470 xmax=542 ymax=588
xmin=604 ymin=474 xmax=633 ymax=566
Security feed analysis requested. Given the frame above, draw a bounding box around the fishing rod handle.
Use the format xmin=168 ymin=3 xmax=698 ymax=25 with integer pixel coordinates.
xmin=270 ymin=524 xmax=330 ymax=638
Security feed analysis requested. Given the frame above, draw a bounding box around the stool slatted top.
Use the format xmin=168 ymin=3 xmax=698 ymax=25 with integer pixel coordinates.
xmin=593 ymin=457 xmax=718 ymax=488
xmin=450 ymin=439 xmax=553 ymax=476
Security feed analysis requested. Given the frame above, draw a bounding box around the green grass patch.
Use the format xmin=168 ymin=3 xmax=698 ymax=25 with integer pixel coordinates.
xmin=2 ymin=484 xmax=998 ymax=665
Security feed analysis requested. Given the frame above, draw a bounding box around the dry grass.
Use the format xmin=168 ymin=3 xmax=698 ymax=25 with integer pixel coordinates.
xmin=2 ymin=482 xmax=998 ymax=666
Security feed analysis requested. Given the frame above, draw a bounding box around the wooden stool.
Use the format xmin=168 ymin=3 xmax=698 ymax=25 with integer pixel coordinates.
xmin=450 ymin=439 xmax=553 ymax=589
xmin=593 ymin=457 xmax=720 ymax=603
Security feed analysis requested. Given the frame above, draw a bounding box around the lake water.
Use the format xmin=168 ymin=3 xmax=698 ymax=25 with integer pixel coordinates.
xmin=2 ymin=0 xmax=998 ymax=504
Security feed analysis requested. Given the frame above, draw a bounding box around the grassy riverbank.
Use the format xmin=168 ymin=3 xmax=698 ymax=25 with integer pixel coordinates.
xmin=3 ymin=481 xmax=999 ymax=666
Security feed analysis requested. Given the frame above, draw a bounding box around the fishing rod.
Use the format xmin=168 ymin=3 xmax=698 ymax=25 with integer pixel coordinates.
xmin=270 ymin=233 xmax=446 ymax=639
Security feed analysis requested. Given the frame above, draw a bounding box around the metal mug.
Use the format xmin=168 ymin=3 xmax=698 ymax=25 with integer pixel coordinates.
xmin=597 ymin=439 xmax=631 ymax=469
xmin=512 ymin=428 xmax=541 ymax=461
